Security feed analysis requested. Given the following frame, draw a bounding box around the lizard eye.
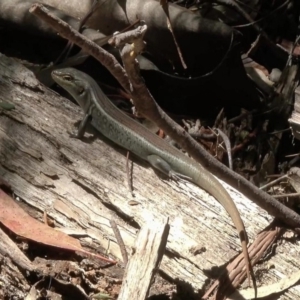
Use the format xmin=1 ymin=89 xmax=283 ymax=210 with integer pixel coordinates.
xmin=63 ymin=75 xmax=73 ymax=81
xmin=78 ymin=87 xmax=85 ymax=95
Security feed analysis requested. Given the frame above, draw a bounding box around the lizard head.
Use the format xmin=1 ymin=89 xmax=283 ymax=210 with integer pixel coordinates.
xmin=51 ymin=68 xmax=91 ymax=111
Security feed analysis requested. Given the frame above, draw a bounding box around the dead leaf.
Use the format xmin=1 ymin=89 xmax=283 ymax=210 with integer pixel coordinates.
xmin=0 ymin=189 xmax=116 ymax=264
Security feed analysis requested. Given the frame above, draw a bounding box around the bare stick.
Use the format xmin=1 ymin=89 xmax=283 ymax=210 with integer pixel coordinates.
xmin=126 ymin=151 xmax=133 ymax=195
xmin=260 ymin=174 xmax=288 ymax=190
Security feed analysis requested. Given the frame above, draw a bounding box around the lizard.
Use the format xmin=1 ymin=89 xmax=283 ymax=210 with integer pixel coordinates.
xmin=51 ymin=67 xmax=253 ymax=286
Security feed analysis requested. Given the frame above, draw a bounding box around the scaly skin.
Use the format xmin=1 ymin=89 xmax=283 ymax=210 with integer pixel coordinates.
xmin=52 ymin=68 xmax=252 ymax=285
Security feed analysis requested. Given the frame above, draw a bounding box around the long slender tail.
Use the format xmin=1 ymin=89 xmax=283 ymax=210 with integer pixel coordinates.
xmin=193 ymin=170 xmax=255 ymax=289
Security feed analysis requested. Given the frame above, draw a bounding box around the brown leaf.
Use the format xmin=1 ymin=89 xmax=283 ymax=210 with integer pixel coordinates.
xmin=0 ymin=189 xmax=116 ymax=264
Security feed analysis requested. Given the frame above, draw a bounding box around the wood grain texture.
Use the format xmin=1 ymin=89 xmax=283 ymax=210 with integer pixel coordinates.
xmin=118 ymin=220 xmax=169 ymax=300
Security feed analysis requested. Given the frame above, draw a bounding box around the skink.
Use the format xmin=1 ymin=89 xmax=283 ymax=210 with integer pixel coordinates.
xmin=51 ymin=67 xmax=252 ymax=284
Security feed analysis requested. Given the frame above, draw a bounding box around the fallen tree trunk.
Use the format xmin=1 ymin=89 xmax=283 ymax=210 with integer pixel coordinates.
xmin=0 ymin=54 xmax=300 ymax=298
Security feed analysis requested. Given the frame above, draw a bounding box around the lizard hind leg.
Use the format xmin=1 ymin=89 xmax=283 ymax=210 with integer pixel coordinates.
xmin=147 ymin=154 xmax=192 ymax=181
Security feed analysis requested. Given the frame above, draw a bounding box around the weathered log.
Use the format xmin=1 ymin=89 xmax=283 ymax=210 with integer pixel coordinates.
xmin=1 ymin=54 xmax=299 ymax=298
